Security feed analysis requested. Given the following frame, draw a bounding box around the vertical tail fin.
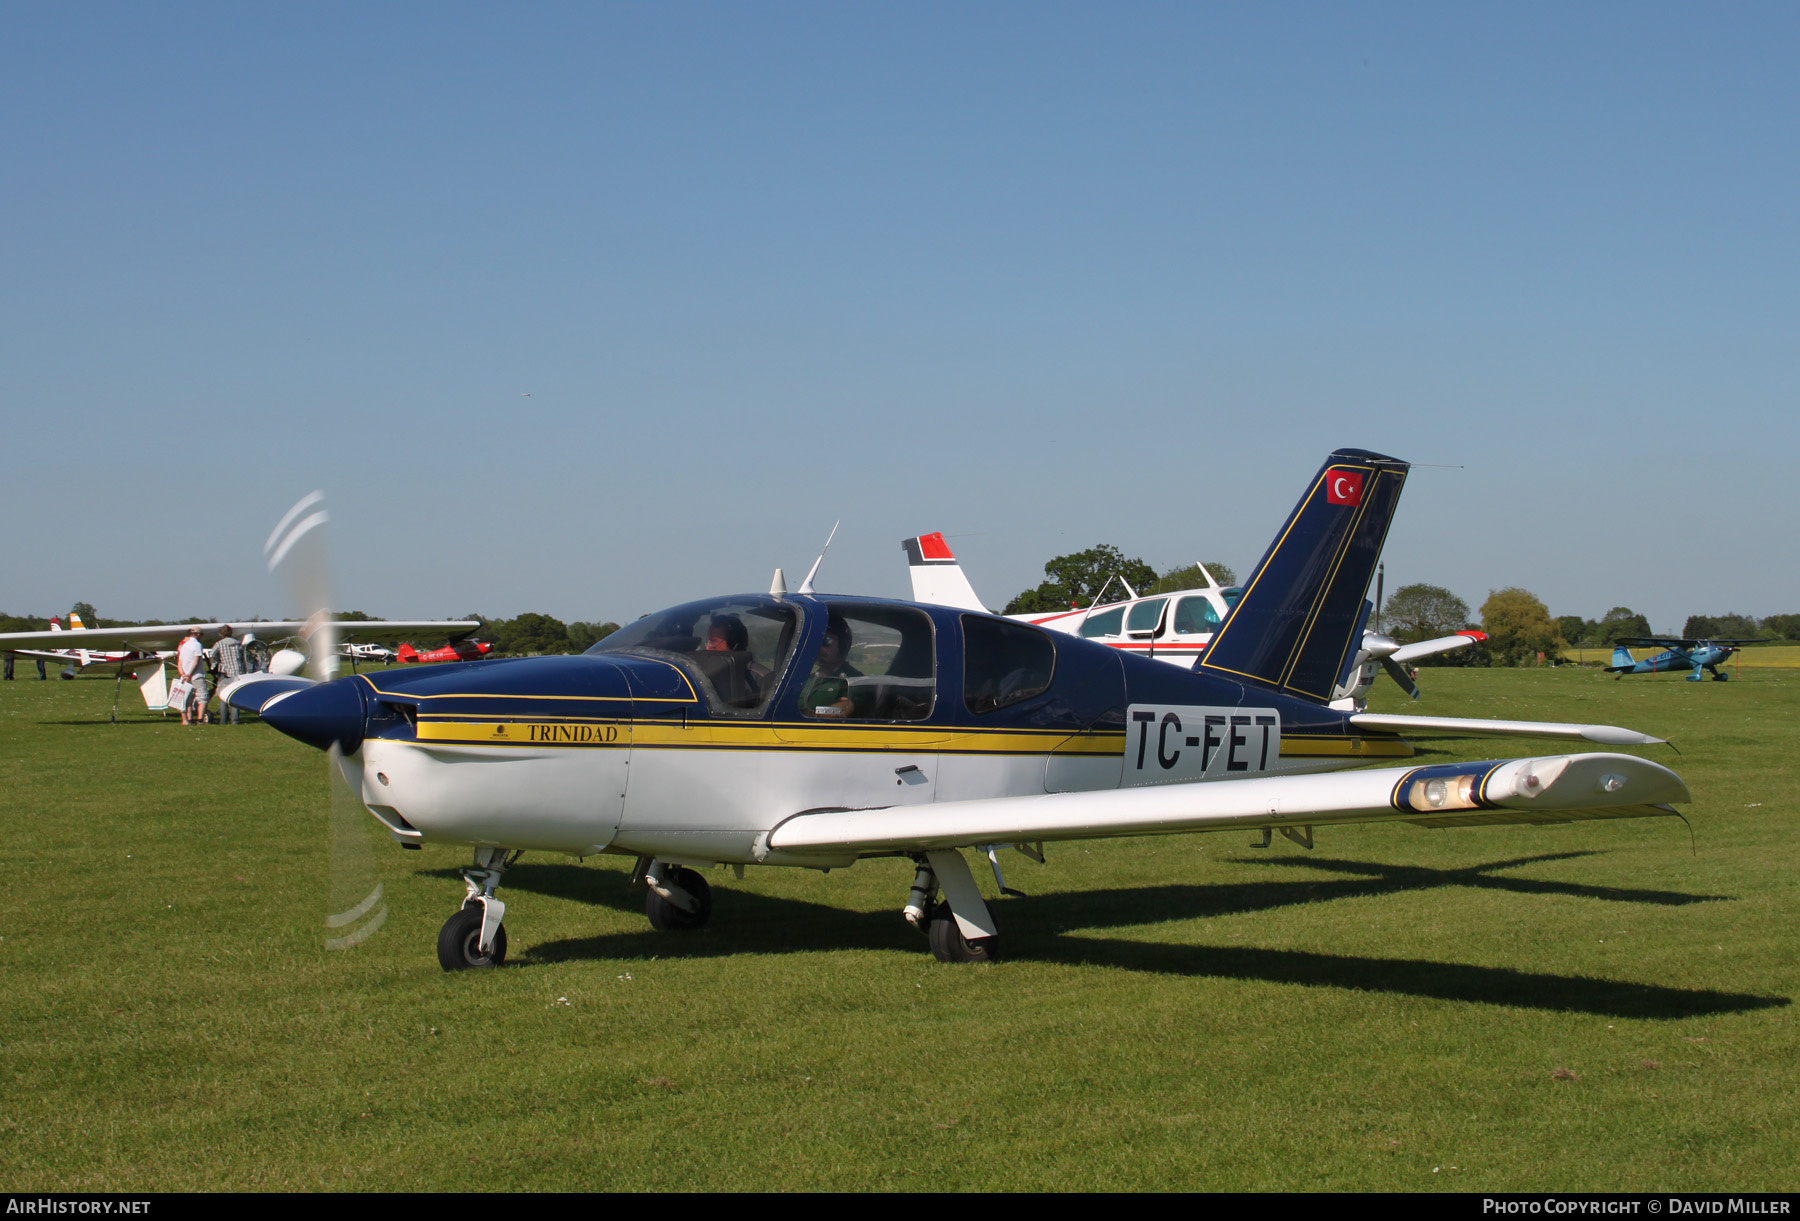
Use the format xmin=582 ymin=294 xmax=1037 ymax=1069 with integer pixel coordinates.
xmin=902 ymin=533 xmax=988 ymax=612
xmin=49 ymin=617 xmax=63 ymax=632
xmin=1199 ymin=448 xmax=1410 ymax=702
xmin=1610 ymin=646 xmax=1634 ymax=669
xmin=397 ymin=642 xmax=419 ymax=663
xmin=69 ymin=613 xmax=86 ymax=630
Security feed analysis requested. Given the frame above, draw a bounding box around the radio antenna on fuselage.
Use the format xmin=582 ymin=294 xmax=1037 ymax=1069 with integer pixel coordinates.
xmin=797 ymin=520 xmax=840 ymax=595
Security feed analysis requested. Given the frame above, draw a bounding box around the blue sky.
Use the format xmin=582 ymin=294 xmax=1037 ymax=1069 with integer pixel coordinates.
xmin=4 ymin=3 xmax=1795 ymax=633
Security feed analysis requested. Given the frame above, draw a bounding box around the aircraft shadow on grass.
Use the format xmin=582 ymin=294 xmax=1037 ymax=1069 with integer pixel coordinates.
xmin=431 ymin=855 xmax=1783 ymax=1020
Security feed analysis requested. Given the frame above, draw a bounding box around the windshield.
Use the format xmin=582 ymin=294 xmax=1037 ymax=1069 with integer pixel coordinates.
xmin=587 ymin=595 xmax=800 ymax=714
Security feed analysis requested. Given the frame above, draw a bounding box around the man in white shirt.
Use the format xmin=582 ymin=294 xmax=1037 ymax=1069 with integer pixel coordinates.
xmin=176 ymin=627 xmax=205 ymax=726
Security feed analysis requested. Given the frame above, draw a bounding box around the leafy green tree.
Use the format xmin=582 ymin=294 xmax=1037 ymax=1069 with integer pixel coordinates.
xmin=1003 ymin=545 xmax=1156 ymax=614
xmin=0 ymin=613 xmax=49 ymax=633
xmin=1381 ymin=583 xmax=1471 ymax=645
xmin=1480 ymin=588 xmax=1564 ymax=666
xmin=1682 ymin=613 xmax=1762 ymax=640
xmin=1151 ymin=562 xmax=1237 ymax=594
xmin=567 ymin=621 xmax=621 ymax=653
xmin=1596 ymin=607 xmax=1651 ymax=645
xmin=493 ymin=612 xmax=571 ymax=655
xmin=1557 ymin=615 xmax=1593 ymax=647
xmin=1759 ymin=614 xmax=1800 ymax=640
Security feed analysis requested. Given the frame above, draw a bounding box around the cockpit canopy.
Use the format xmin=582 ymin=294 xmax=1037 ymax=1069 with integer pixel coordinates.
xmin=587 ymin=595 xmax=801 ymax=714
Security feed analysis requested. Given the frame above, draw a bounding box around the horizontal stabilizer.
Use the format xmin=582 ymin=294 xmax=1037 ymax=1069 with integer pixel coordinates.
xmin=1349 ymin=712 xmax=1664 ymax=746
xmin=1391 ymin=631 xmax=1485 ymax=665
xmin=765 ymin=753 xmax=1687 ymax=854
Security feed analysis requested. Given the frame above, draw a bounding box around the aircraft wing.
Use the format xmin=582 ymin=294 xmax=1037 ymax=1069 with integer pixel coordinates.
xmin=1616 ymin=637 xmax=1696 ymax=650
xmin=1349 ymin=713 xmax=1663 ymax=745
xmin=1390 ymin=631 xmax=1485 ymax=665
xmin=0 ymin=620 xmax=479 ymax=652
xmin=765 ymin=752 xmax=1687 ymax=855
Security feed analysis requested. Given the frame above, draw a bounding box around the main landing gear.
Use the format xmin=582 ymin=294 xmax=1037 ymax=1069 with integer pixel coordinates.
xmin=631 ymin=857 xmax=714 ymax=931
xmin=905 ymin=850 xmax=999 ymax=964
xmin=437 ymin=846 xmax=520 ymax=971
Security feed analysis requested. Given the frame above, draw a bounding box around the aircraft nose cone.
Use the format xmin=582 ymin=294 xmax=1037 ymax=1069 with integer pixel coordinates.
xmin=260 ymin=678 xmax=368 ymax=753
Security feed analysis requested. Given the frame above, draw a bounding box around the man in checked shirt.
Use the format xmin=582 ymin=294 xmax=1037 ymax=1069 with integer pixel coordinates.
xmin=209 ymin=626 xmax=248 ymax=725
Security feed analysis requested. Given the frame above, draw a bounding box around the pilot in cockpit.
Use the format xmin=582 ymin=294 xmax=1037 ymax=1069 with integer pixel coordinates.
xmin=702 ymin=613 xmax=770 ymax=701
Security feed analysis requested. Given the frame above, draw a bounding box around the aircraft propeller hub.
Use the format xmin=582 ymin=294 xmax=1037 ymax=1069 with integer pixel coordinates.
xmin=260 ymin=676 xmax=369 ymax=754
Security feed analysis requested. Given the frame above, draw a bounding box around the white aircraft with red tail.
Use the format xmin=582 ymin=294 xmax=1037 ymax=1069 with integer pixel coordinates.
xmin=902 ymin=533 xmax=1485 ymax=710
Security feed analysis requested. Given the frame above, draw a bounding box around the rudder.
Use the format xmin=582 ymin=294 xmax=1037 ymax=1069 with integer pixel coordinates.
xmin=1199 ymin=448 xmax=1409 ymax=702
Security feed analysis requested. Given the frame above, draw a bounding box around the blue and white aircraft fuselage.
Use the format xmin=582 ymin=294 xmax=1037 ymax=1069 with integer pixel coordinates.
xmin=228 ymin=449 xmax=1690 ymax=969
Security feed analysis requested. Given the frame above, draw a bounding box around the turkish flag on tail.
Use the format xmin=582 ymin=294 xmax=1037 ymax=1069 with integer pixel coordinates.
xmin=1326 ymin=469 xmax=1364 ymax=506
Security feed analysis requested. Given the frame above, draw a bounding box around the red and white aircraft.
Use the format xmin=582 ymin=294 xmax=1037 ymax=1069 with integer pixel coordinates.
xmin=901 ymin=532 xmax=1485 ymax=710
xmin=397 ymin=638 xmax=495 ymax=665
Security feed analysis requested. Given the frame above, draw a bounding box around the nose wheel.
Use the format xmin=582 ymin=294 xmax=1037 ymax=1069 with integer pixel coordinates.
xmin=438 ymin=905 xmax=508 ymax=969
xmin=438 ymin=846 xmax=518 ymax=971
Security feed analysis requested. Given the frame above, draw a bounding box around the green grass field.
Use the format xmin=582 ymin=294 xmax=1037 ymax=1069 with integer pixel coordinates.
xmin=2 ymin=665 xmax=1795 ymax=1191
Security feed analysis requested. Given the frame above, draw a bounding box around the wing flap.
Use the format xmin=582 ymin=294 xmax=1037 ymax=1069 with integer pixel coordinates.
xmin=765 ymin=753 xmax=1688 ymax=853
xmin=1350 ymin=713 xmax=1664 ymax=746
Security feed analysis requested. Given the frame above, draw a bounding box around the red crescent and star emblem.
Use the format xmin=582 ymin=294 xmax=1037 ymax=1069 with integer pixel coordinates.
xmin=1326 ymin=469 xmax=1364 ymax=506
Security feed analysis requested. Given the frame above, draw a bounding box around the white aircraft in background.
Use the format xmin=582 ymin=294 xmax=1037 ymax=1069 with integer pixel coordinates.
xmin=0 ymin=616 xmax=479 ymax=708
xmin=901 ymin=533 xmax=1485 ymax=710
xmin=3 ymin=613 xmax=171 ymax=681
xmin=342 ymin=641 xmax=399 ymax=665
xmin=221 ymin=448 xmax=1686 ymax=971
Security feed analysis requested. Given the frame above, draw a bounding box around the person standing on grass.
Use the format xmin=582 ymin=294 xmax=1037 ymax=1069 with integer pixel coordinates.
xmin=210 ymin=626 xmax=246 ymax=725
xmin=175 ymin=626 xmax=205 ymax=725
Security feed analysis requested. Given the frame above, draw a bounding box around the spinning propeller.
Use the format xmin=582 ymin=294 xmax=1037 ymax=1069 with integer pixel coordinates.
xmin=260 ymin=491 xmax=388 ymax=951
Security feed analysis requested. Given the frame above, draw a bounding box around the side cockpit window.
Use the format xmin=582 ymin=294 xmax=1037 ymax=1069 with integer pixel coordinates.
xmin=1076 ymin=606 xmax=1125 ymax=638
xmin=963 ymin=615 xmax=1056 ymax=714
xmin=587 ymin=595 xmax=798 ymax=716
xmin=799 ymin=603 xmax=936 ymax=721
xmin=1172 ymin=596 xmax=1220 ymax=635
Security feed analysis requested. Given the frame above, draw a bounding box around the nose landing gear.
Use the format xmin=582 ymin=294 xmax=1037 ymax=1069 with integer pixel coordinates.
xmin=437 ymin=846 xmax=520 ymax=971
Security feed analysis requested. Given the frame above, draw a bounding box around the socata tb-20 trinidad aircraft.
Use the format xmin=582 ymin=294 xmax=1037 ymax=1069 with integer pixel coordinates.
xmin=901 ymin=532 xmax=1485 ymax=708
xmin=224 ymin=448 xmax=1689 ymax=971
xmin=1607 ymin=637 xmax=1763 ymax=681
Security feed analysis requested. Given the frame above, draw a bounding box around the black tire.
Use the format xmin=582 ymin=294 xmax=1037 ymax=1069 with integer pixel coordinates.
xmin=646 ymin=866 xmax=713 ymax=931
xmin=928 ymin=904 xmax=996 ymax=963
xmin=437 ymin=905 xmax=508 ymax=971
xmin=1713 ymin=672 xmax=1729 ymax=682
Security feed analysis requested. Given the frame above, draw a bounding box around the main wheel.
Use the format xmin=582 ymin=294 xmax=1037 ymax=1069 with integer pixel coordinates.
xmin=1713 ymin=672 xmax=1729 ymax=681
xmin=928 ymin=904 xmax=996 ymax=963
xmin=437 ymin=905 xmax=508 ymax=971
xmin=646 ymin=866 xmax=713 ymax=931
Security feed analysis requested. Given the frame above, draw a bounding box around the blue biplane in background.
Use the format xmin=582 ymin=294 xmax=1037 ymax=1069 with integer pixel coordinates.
xmin=1607 ymin=637 xmax=1762 ymax=681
